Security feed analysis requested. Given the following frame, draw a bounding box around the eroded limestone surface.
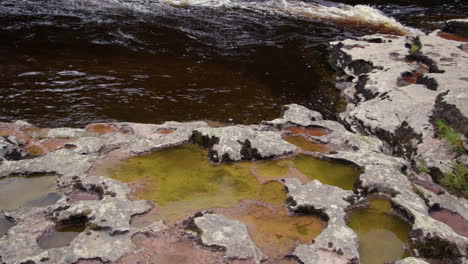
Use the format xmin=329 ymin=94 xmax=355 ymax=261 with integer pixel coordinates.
xmin=329 ymin=20 xmax=468 ymax=182
xmin=193 ymin=213 xmax=264 ymax=262
xmin=1 ymin=28 xmax=467 ymax=262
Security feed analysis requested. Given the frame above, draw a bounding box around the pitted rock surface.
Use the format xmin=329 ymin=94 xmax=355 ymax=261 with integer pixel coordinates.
xmin=285 ymin=178 xmax=359 ymax=262
xmin=194 ymin=125 xmax=297 ymax=161
xmin=0 ymin=149 xmax=93 ymax=180
xmin=193 ymin=213 xmax=264 ymax=262
xmin=330 ymin=29 xmax=468 ymax=176
xmin=0 ymin=176 xmax=150 ymax=263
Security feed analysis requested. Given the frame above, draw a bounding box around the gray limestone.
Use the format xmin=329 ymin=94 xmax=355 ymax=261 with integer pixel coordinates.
xmin=0 ymin=177 xmax=150 ymax=264
xmin=393 ymin=257 xmax=431 ymax=264
xmin=285 ymin=178 xmax=359 ymax=262
xmin=330 ymin=30 xmax=468 ymax=176
xmin=194 ymin=125 xmax=297 ymax=161
xmin=193 ymin=213 xmax=264 ymax=262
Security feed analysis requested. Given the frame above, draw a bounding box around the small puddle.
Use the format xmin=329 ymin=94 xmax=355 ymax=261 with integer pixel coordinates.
xmin=97 ymin=145 xmax=360 ymax=222
xmin=283 ymin=126 xmax=328 ymax=137
xmin=38 ymin=224 xmax=86 ymax=249
xmin=282 ymin=135 xmax=330 ymax=153
xmin=96 ymin=144 xmax=258 ymax=221
xmin=429 ymin=209 xmax=468 ymax=238
xmin=348 ymin=198 xmax=411 ymax=264
xmin=292 ymin=155 xmax=360 ymax=190
xmin=0 ymin=175 xmax=61 ymax=211
xmin=218 ymin=202 xmax=325 ymax=260
xmin=0 ymin=216 xmax=15 ymax=237
xmin=95 ymin=144 xmax=356 ymax=259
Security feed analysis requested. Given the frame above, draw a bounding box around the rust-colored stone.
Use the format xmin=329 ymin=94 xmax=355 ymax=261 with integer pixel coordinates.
xmin=437 ymin=31 xmax=468 ymax=42
xmin=0 ymin=124 xmax=17 ymax=137
xmin=157 ymin=128 xmax=175 ymax=134
xmin=413 ymin=179 xmax=444 ymax=195
xmin=85 ymin=123 xmax=118 ymax=134
xmin=430 ymin=209 xmax=468 ymax=237
xmin=25 ymin=144 xmax=47 ymax=156
xmin=43 ymin=139 xmax=74 ymax=151
xmin=283 ymin=126 xmax=328 ymax=137
xmin=282 ymin=135 xmax=331 ymax=153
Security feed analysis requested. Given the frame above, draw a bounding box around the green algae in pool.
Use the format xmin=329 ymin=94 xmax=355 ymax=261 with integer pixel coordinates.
xmin=293 ymin=155 xmax=359 ymax=190
xmin=0 ymin=175 xmax=61 ymax=211
xmin=38 ymin=224 xmax=86 ymax=249
xmin=253 ymin=159 xmax=292 ymax=183
xmin=348 ymin=199 xmax=412 ymax=264
xmin=0 ymin=216 xmax=15 ymax=237
xmin=98 ymin=144 xmax=259 ymax=221
xmin=259 ymin=181 xmax=287 ymax=205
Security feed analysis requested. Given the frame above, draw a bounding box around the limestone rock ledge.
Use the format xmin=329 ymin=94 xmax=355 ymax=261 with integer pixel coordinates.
xmin=0 ymin=103 xmax=467 ymax=263
xmin=329 ymin=20 xmax=468 ymax=182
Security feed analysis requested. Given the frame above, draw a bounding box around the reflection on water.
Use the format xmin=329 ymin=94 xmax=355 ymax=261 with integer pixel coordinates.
xmin=348 ymin=198 xmax=411 ymax=264
xmin=0 ymin=175 xmax=61 ymax=211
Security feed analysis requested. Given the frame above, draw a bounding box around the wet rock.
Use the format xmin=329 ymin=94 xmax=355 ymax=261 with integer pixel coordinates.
xmin=429 ymin=209 xmax=468 ymax=238
xmin=193 ymin=213 xmax=264 ymax=262
xmin=284 ymin=178 xmax=359 ymax=262
xmin=442 ymin=19 xmax=468 ymax=39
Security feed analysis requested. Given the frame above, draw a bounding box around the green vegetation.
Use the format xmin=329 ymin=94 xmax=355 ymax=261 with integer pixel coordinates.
xmin=435 ymin=119 xmax=466 ymax=155
xmin=442 ymin=162 xmax=468 ymax=196
xmin=294 ymin=223 xmax=309 ymax=235
xmin=417 ymin=164 xmax=430 ymax=173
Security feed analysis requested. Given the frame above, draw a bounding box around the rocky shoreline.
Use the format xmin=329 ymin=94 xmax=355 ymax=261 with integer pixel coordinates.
xmin=1 ymin=20 xmax=467 ymax=264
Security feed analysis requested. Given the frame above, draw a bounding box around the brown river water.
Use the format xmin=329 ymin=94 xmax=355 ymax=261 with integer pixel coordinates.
xmin=1 ymin=0 xmax=465 ymax=127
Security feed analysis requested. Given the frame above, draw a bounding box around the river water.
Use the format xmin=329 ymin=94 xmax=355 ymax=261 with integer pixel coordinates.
xmin=0 ymin=0 xmax=466 ymax=127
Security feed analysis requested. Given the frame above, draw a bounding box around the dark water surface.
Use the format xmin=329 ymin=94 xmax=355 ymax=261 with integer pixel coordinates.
xmin=0 ymin=0 xmax=466 ymax=127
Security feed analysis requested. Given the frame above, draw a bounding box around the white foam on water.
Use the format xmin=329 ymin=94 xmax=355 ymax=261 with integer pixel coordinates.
xmin=101 ymin=0 xmax=423 ymax=36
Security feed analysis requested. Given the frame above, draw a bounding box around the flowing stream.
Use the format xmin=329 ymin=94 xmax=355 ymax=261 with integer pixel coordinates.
xmin=1 ymin=0 xmax=466 ymax=127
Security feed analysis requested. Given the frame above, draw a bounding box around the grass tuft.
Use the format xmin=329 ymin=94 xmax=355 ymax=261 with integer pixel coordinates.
xmin=442 ymin=162 xmax=468 ymax=196
xmin=435 ymin=119 xmax=466 ymax=155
